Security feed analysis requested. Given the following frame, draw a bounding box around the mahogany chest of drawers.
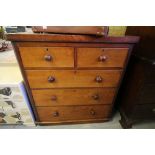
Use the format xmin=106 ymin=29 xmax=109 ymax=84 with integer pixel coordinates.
xmin=7 ymin=32 xmax=139 ymax=125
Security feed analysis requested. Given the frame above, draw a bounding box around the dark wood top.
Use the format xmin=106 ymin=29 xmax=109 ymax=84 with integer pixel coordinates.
xmin=6 ymin=31 xmax=139 ymax=44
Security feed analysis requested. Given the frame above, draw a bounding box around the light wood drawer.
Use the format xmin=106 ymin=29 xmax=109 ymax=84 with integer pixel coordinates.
xmin=26 ymin=70 xmax=122 ymax=88
xmin=32 ymin=88 xmax=116 ymax=106
xmin=77 ymin=48 xmax=128 ymax=68
xmin=19 ymin=47 xmax=74 ymax=68
xmin=36 ymin=105 xmax=112 ymax=122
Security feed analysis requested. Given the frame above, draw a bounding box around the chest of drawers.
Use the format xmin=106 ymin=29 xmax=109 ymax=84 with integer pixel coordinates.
xmin=117 ymin=27 xmax=155 ymax=128
xmin=7 ymin=32 xmax=139 ymax=125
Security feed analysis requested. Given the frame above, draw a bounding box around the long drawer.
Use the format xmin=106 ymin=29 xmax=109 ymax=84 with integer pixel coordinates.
xmin=26 ymin=70 xmax=122 ymax=88
xmin=77 ymin=48 xmax=128 ymax=68
xmin=32 ymin=88 xmax=116 ymax=106
xmin=36 ymin=105 xmax=112 ymax=122
xmin=19 ymin=47 xmax=74 ymax=68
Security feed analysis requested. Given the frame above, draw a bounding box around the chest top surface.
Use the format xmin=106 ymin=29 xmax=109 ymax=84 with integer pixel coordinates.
xmin=6 ymin=29 xmax=139 ymax=44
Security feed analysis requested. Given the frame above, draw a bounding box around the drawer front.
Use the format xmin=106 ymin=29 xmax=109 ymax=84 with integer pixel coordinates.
xmin=132 ymin=104 xmax=155 ymax=119
xmin=36 ymin=105 xmax=112 ymax=122
xmin=19 ymin=47 xmax=74 ymax=68
xmin=26 ymin=70 xmax=122 ymax=88
xmin=77 ymin=48 xmax=128 ymax=68
xmin=32 ymin=88 xmax=116 ymax=106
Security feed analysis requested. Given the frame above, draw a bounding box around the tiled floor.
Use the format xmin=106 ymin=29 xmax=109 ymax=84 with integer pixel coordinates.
xmin=0 ymin=112 xmax=155 ymax=129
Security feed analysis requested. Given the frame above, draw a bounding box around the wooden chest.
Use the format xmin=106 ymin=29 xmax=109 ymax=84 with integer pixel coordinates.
xmin=118 ymin=56 xmax=155 ymax=128
xmin=7 ymin=31 xmax=139 ymax=125
xmin=117 ymin=27 xmax=155 ymax=128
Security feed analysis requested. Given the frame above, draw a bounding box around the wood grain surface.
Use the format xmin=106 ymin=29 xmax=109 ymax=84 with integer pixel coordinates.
xmin=32 ymin=88 xmax=116 ymax=106
xmin=36 ymin=105 xmax=112 ymax=122
xmin=7 ymin=33 xmax=140 ymax=43
xmin=19 ymin=47 xmax=74 ymax=68
xmin=77 ymin=48 xmax=128 ymax=68
xmin=26 ymin=70 xmax=122 ymax=88
xmin=32 ymin=26 xmax=107 ymax=36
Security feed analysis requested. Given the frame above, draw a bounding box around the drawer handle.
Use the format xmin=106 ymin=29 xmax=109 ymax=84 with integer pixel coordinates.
xmin=98 ymin=55 xmax=107 ymax=62
xmin=48 ymin=76 xmax=55 ymax=83
xmin=95 ymin=76 xmax=103 ymax=83
xmin=152 ymin=108 xmax=155 ymax=112
xmin=52 ymin=111 xmax=59 ymax=117
xmin=92 ymin=94 xmax=99 ymax=100
xmin=51 ymin=95 xmax=57 ymax=101
xmin=90 ymin=110 xmax=96 ymax=115
xmin=44 ymin=55 xmax=52 ymax=61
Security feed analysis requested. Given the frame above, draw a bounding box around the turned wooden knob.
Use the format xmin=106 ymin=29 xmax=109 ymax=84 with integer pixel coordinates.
xmin=51 ymin=95 xmax=57 ymax=101
xmin=98 ymin=55 xmax=107 ymax=62
xmin=92 ymin=94 xmax=99 ymax=100
xmin=90 ymin=110 xmax=96 ymax=115
xmin=48 ymin=76 xmax=55 ymax=83
xmin=52 ymin=111 xmax=59 ymax=117
xmin=95 ymin=76 xmax=103 ymax=83
xmin=152 ymin=108 xmax=155 ymax=112
xmin=44 ymin=55 xmax=52 ymax=61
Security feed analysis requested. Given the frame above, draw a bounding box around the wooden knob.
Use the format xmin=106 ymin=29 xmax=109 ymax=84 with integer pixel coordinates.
xmin=90 ymin=110 xmax=96 ymax=115
xmin=48 ymin=76 xmax=55 ymax=83
xmin=152 ymin=108 xmax=155 ymax=112
xmin=98 ymin=55 xmax=107 ymax=62
xmin=92 ymin=94 xmax=99 ymax=100
xmin=51 ymin=95 xmax=57 ymax=101
xmin=52 ymin=111 xmax=59 ymax=117
xmin=44 ymin=55 xmax=52 ymax=61
xmin=95 ymin=76 xmax=103 ymax=83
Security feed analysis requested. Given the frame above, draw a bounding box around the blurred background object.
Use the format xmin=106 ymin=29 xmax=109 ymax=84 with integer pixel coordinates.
xmin=0 ymin=26 xmax=8 ymax=52
xmin=108 ymin=26 xmax=127 ymax=36
xmin=5 ymin=26 xmax=26 ymax=33
xmin=0 ymin=26 xmax=5 ymax=39
xmin=0 ymin=66 xmax=35 ymax=126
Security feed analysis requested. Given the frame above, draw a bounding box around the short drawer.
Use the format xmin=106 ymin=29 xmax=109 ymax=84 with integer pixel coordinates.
xmin=36 ymin=105 xmax=112 ymax=122
xmin=132 ymin=104 xmax=155 ymax=119
xmin=77 ymin=48 xmax=128 ymax=68
xmin=19 ymin=47 xmax=74 ymax=68
xmin=26 ymin=70 xmax=122 ymax=88
xmin=32 ymin=88 xmax=116 ymax=106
